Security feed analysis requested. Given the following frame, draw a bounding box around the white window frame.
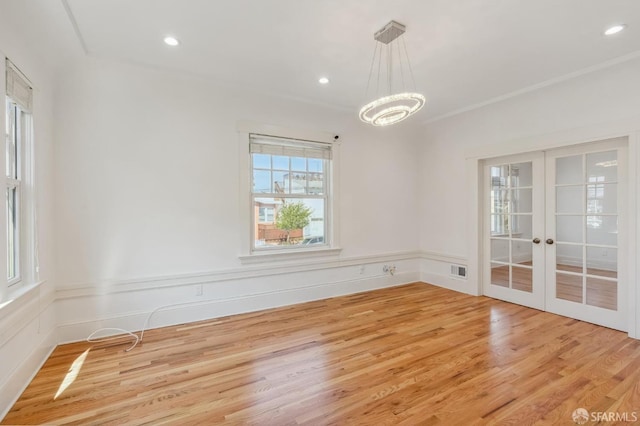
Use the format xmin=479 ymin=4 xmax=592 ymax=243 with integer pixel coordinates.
xmin=1 ymin=58 xmax=36 ymax=302
xmin=6 ymin=99 xmax=22 ymax=286
xmin=237 ymin=121 xmax=341 ymax=264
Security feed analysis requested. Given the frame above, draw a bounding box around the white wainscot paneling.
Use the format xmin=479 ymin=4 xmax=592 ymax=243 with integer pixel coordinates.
xmin=0 ymin=281 xmax=57 ymax=419
xmin=56 ymin=253 xmax=421 ymax=344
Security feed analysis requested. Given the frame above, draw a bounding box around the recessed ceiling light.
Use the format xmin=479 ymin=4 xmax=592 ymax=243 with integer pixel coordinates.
xmin=163 ymin=36 xmax=180 ymax=46
xmin=604 ymin=24 xmax=626 ymax=36
xmin=318 ymin=77 xmax=330 ymax=84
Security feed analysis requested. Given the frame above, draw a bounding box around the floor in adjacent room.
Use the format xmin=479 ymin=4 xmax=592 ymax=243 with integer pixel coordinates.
xmin=3 ymin=283 xmax=640 ymax=425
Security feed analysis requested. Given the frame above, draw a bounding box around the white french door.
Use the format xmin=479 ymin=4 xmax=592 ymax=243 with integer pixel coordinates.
xmin=483 ymin=152 xmax=545 ymax=310
xmin=483 ymin=139 xmax=627 ymax=331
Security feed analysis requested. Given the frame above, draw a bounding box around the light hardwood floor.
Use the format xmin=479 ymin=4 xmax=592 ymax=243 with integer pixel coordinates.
xmin=3 ymin=283 xmax=640 ymax=425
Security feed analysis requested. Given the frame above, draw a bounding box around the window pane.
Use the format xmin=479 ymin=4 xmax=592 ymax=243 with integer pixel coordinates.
xmin=513 ymin=214 xmax=532 ymax=239
xmin=491 ymin=215 xmax=509 ymax=236
xmin=273 ymin=171 xmax=288 ymax=194
xmin=290 ymin=173 xmax=307 ymax=194
xmin=556 ymin=243 xmax=582 ymax=273
xmin=586 ymin=216 xmax=617 ymax=246
xmin=253 ymin=170 xmax=271 ymax=193
xmin=512 ymin=265 xmax=532 ymax=293
xmin=556 ymin=215 xmax=582 ymax=243
xmin=272 ymin=155 xmax=289 ymax=170
xmin=511 ymin=240 xmax=532 ymax=267
xmin=586 ymin=277 xmax=617 ymax=310
xmin=308 ymin=173 xmax=324 ymax=195
xmin=511 ymin=162 xmax=532 ymax=187
xmin=556 ymin=273 xmax=583 ymax=303
xmin=511 ymin=188 xmax=531 ymax=213
xmin=490 ymin=189 xmax=508 ymax=214
xmin=556 ymin=185 xmax=582 ymax=214
xmin=586 ymin=183 xmax=617 ymax=214
xmin=491 ymin=238 xmax=509 ymax=263
xmin=491 ymin=263 xmax=509 ymax=287
xmin=6 ymin=187 xmax=18 ymax=281
xmin=254 ymin=197 xmax=325 ymax=248
xmin=586 ymin=151 xmax=617 ymax=183
xmin=291 ymin=157 xmax=306 ymax=171
xmin=556 ymin=155 xmax=583 ymax=185
xmin=308 ymin=158 xmax=323 ymax=173
xmin=586 ymin=246 xmax=617 ymax=278
xmin=6 ymin=101 xmax=17 ymax=179
xmin=490 ymin=166 xmax=508 ymax=189
xmin=252 ymin=153 xmax=270 ymax=169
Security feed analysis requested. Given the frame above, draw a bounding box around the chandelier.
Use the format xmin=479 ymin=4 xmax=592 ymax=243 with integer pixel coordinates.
xmin=359 ymin=20 xmax=425 ymax=126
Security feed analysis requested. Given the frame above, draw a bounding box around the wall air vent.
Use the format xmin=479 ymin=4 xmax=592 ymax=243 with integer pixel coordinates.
xmin=450 ymin=265 xmax=467 ymax=279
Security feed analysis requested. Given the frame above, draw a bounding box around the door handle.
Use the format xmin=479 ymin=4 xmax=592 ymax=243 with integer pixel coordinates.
xmin=533 ymin=238 xmax=541 ymax=244
xmin=546 ymin=238 xmax=554 ymax=245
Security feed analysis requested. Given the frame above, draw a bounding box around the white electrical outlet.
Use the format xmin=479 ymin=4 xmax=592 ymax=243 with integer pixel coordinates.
xmin=196 ymin=284 xmax=203 ymax=296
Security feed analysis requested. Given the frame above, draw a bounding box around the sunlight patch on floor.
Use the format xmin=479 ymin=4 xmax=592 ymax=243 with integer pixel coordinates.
xmin=54 ymin=348 xmax=90 ymax=400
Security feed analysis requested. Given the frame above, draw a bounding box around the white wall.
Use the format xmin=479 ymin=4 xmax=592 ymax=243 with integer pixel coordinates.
xmin=0 ymin=0 xmax=79 ymax=416
xmin=1 ymin=2 xmax=424 ymax=415
xmin=417 ymin=56 xmax=640 ymax=333
xmin=52 ymin=56 xmax=422 ymax=342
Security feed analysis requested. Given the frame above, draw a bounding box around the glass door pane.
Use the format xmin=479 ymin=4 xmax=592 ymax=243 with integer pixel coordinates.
xmin=485 ymin=157 xmax=542 ymax=307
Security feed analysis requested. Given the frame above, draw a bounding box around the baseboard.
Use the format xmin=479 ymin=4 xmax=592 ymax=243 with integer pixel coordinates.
xmin=420 ymin=271 xmax=477 ymax=296
xmin=0 ymin=327 xmax=56 ymax=420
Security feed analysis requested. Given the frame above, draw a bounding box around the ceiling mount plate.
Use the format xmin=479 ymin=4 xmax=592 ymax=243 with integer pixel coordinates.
xmin=374 ymin=20 xmax=406 ymax=44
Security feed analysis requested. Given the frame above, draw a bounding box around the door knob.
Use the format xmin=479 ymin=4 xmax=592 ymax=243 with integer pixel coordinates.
xmin=546 ymin=238 xmax=554 ymax=245
xmin=533 ymin=238 xmax=541 ymax=244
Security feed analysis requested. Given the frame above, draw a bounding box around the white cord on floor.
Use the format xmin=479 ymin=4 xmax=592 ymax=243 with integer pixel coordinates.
xmin=86 ymin=328 xmax=139 ymax=352
xmin=85 ymin=300 xmax=207 ymax=352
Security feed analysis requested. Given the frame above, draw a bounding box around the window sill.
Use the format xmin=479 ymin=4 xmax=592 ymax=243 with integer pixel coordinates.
xmin=239 ymin=247 xmax=342 ymax=265
xmin=0 ymin=280 xmax=45 ymax=318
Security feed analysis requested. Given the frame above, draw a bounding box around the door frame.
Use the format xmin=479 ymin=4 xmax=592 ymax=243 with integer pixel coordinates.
xmin=466 ymin=121 xmax=639 ymax=339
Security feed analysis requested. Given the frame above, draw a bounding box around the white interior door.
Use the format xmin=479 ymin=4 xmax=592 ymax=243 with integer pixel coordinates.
xmin=483 ymin=140 xmax=627 ymax=331
xmin=483 ymin=153 xmax=545 ymax=310
xmin=545 ymin=141 xmax=627 ymax=331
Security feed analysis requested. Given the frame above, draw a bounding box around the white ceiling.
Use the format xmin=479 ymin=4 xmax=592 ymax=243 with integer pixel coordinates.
xmin=62 ymin=0 xmax=640 ymax=123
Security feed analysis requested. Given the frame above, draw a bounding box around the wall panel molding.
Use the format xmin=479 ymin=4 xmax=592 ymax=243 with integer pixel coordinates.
xmin=56 ymin=250 xmax=423 ymax=299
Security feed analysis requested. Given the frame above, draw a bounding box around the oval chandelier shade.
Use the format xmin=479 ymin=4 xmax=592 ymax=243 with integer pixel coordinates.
xmin=359 ymin=20 xmax=426 ymax=127
xmin=359 ymin=92 xmax=426 ymax=126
